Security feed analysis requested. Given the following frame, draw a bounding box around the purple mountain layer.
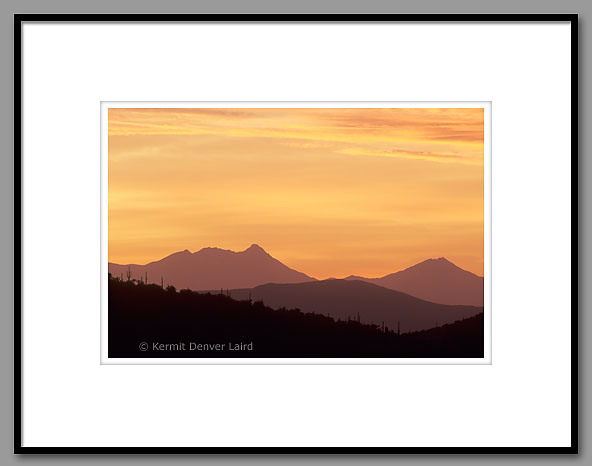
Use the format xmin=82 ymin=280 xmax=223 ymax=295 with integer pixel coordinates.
xmin=211 ymin=279 xmax=483 ymax=333
xmin=108 ymin=244 xmax=315 ymax=291
xmin=344 ymin=258 xmax=484 ymax=306
xmin=110 ymin=246 xmax=483 ymax=307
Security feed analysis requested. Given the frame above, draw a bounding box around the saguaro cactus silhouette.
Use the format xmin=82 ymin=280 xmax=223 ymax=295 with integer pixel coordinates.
xmin=126 ymin=266 xmax=132 ymax=282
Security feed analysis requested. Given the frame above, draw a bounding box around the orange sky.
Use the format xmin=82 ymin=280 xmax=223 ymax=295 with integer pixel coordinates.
xmin=108 ymin=107 xmax=484 ymax=278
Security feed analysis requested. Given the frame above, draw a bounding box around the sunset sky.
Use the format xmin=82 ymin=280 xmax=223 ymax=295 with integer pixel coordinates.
xmin=108 ymin=107 xmax=484 ymax=278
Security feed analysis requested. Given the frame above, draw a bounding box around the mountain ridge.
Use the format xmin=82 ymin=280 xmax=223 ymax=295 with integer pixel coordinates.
xmin=343 ymin=257 xmax=483 ymax=306
xmin=108 ymin=244 xmax=315 ymax=291
xmin=109 ymin=246 xmax=483 ymax=306
xmin=217 ymin=278 xmax=483 ymax=333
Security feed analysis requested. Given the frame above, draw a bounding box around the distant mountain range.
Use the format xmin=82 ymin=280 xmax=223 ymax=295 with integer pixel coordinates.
xmin=109 ymin=245 xmax=483 ymax=307
xmin=345 ymin=257 xmax=484 ymax=306
xmin=216 ymin=280 xmax=482 ymax=333
xmin=108 ymin=244 xmax=315 ymax=291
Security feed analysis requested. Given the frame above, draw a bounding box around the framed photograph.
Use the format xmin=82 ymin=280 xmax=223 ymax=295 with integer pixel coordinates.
xmin=102 ymin=101 xmax=491 ymax=364
xmin=15 ymin=14 xmax=577 ymax=453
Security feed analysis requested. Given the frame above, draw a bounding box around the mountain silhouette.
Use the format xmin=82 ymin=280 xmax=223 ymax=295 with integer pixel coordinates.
xmin=344 ymin=258 xmax=484 ymax=306
xmin=221 ymin=279 xmax=483 ymax=333
xmin=108 ymin=244 xmax=315 ymax=291
xmin=110 ymin=247 xmax=483 ymax=307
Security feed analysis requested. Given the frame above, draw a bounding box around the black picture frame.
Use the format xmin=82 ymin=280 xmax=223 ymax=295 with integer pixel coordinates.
xmin=13 ymin=13 xmax=579 ymax=454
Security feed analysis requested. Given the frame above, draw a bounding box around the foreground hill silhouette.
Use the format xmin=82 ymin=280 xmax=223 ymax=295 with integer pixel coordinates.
xmin=220 ymin=279 xmax=482 ymax=333
xmin=108 ymin=244 xmax=315 ymax=291
xmin=108 ymin=277 xmax=484 ymax=358
xmin=345 ymin=257 xmax=484 ymax=306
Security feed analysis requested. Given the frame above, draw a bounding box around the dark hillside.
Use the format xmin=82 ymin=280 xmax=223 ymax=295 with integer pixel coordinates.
xmin=108 ymin=277 xmax=484 ymax=359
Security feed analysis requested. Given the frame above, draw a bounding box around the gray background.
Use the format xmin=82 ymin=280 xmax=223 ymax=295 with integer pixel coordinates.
xmin=0 ymin=0 xmax=587 ymax=464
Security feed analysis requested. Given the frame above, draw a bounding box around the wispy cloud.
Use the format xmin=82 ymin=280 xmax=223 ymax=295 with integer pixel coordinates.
xmin=337 ymin=147 xmax=478 ymax=164
xmin=108 ymin=107 xmax=484 ymax=149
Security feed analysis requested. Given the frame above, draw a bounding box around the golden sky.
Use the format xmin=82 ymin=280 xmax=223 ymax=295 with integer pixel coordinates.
xmin=108 ymin=107 xmax=484 ymax=278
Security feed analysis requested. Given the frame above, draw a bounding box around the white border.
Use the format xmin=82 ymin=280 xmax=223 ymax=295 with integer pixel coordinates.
xmin=100 ymin=101 xmax=492 ymax=365
xmin=22 ymin=21 xmax=572 ymax=447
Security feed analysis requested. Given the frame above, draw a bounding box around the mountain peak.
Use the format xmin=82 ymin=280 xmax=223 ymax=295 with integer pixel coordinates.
xmin=424 ymin=256 xmax=449 ymax=262
xmin=435 ymin=257 xmax=453 ymax=264
xmin=244 ymin=243 xmax=266 ymax=253
xmin=341 ymin=257 xmax=483 ymax=306
xmin=412 ymin=257 xmax=456 ymax=269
